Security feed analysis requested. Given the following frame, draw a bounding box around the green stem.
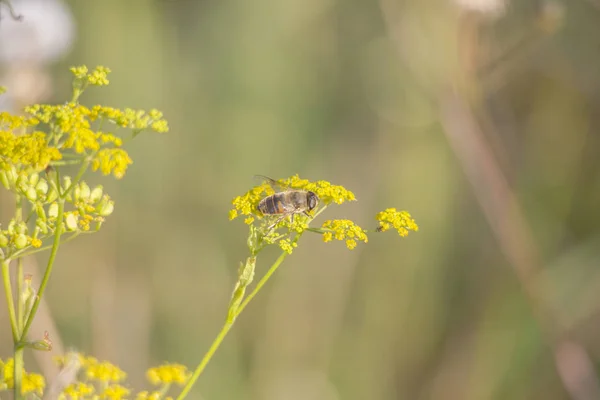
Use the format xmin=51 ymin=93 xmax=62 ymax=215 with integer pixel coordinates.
xmin=176 ymin=236 xmax=300 ymax=399
xmin=14 ymin=346 xmax=24 ymax=400
xmin=17 ymin=258 xmax=24 ymax=335
xmin=235 ymin=250 xmax=288 ymax=316
xmin=2 ymin=259 xmax=18 ymax=341
xmin=21 ymin=200 xmax=65 ymax=339
xmin=175 ymin=321 xmax=234 ymax=400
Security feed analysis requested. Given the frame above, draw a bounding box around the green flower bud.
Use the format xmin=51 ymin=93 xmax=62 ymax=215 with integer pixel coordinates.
xmin=90 ymin=185 xmax=103 ymax=203
xmin=97 ymin=197 xmax=115 ymax=217
xmin=0 ymin=234 xmax=9 ymax=247
xmin=5 ymin=166 xmax=17 ymax=186
xmin=62 ymin=176 xmax=72 ymax=189
xmin=65 ymin=214 xmax=78 ymax=231
xmin=35 ymin=204 xmax=47 ymax=222
xmin=14 ymin=234 xmax=28 ymax=249
xmin=21 ymin=275 xmax=35 ymax=315
xmin=36 ymin=179 xmax=49 ymax=196
xmin=0 ymin=170 xmax=9 ymax=189
xmin=16 ymin=173 xmax=28 ymax=189
xmin=29 ymin=172 xmax=39 ymax=186
xmin=15 ymin=222 xmax=27 ymax=234
xmin=7 ymin=220 xmax=16 ymax=235
xmin=63 ymin=176 xmax=73 ymax=201
xmin=46 ymin=187 xmax=58 ymax=203
xmin=73 ymin=187 xmax=80 ymax=202
xmin=25 ymin=186 xmax=37 ymax=202
xmin=79 ymin=182 xmax=91 ymax=200
xmin=48 ymin=203 xmax=59 ymax=218
xmin=37 ymin=219 xmax=48 ymax=235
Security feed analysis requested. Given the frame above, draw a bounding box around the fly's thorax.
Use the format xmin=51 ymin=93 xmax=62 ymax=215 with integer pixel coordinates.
xmin=287 ymin=190 xmax=309 ymax=210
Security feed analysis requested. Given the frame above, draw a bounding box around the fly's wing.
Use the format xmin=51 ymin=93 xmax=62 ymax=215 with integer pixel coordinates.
xmin=253 ymin=175 xmax=290 ymax=192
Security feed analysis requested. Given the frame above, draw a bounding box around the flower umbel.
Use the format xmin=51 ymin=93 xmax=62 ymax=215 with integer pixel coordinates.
xmin=229 ymin=174 xmax=355 ymax=222
xmin=321 ymin=219 xmax=368 ymax=249
xmin=147 ymin=363 xmax=190 ymax=386
xmin=1 ymin=358 xmax=45 ymax=396
xmin=375 ymin=208 xmax=419 ymax=237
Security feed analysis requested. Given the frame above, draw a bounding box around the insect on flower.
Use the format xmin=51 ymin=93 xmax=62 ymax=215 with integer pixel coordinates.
xmin=255 ymin=175 xmax=319 ymax=230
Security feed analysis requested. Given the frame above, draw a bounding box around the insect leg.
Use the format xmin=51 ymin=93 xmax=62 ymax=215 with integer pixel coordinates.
xmin=266 ymin=214 xmax=287 ymax=232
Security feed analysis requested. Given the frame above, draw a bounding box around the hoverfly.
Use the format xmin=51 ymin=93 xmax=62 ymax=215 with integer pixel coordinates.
xmin=255 ymin=175 xmax=319 ymax=230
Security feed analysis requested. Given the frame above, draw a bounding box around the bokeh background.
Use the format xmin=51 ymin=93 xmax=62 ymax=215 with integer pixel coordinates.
xmin=2 ymin=0 xmax=600 ymax=399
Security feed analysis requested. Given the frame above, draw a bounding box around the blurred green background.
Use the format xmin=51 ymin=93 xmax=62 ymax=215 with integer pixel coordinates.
xmin=3 ymin=0 xmax=600 ymax=399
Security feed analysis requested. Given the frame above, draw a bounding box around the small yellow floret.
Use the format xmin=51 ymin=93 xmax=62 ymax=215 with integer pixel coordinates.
xmin=147 ymin=363 xmax=190 ymax=386
xmin=375 ymin=208 xmax=418 ymax=237
xmin=321 ymin=219 xmax=368 ymax=250
xmin=100 ymin=384 xmax=130 ymax=400
xmin=86 ymin=360 xmax=126 ymax=383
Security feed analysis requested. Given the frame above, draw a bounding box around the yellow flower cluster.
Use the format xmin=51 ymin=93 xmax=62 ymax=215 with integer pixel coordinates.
xmin=70 ymin=65 xmax=112 ymax=86
xmin=146 ymin=363 xmax=190 ymax=386
xmin=321 ymin=219 xmax=368 ymax=250
xmin=60 ymin=382 xmax=95 ymax=399
xmin=0 ymin=218 xmax=43 ymax=255
xmin=91 ymin=148 xmax=133 ymax=179
xmin=23 ymin=101 xmax=164 ymax=178
xmin=278 ymin=238 xmax=297 ymax=254
xmin=136 ymin=391 xmax=174 ymax=400
xmin=229 ymin=175 xmax=355 ymax=221
xmin=49 ymin=353 xmax=190 ymax=400
xmin=83 ymin=357 xmax=127 ymax=383
xmin=375 ymin=208 xmax=419 ymax=237
xmin=0 ymin=358 xmax=45 ymax=396
xmin=90 ymin=106 xmax=169 ymax=133
xmin=0 ymin=130 xmax=61 ymax=170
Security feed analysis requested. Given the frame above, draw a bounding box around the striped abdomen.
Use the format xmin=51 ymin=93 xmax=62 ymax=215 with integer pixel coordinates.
xmin=257 ymin=192 xmax=291 ymax=215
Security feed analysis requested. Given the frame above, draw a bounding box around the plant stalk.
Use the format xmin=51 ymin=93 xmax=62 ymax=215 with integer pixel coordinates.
xmin=21 ymin=200 xmax=64 ymax=339
xmin=176 ymin=242 xmax=296 ymax=399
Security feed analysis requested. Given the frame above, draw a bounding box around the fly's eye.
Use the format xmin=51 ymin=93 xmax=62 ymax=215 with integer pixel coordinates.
xmin=308 ymin=193 xmax=318 ymax=210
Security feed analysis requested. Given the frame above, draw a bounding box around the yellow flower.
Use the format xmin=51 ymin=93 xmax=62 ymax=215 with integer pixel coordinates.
xmin=375 ymin=208 xmax=418 ymax=237
xmin=70 ymin=65 xmax=89 ymax=79
xmin=91 ymin=148 xmax=133 ymax=179
xmin=71 ymin=65 xmax=111 ymax=86
xmin=136 ymin=391 xmax=163 ymax=400
xmin=321 ymin=219 xmax=368 ymax=250
xmin=61 ymin=382 xmax=95 ymax=399
xmin=85 ymin=360 xmax=126 ymax=383
xmin=1 ymin=358 xmax=46 ymax=396
xmin=146 ymin=363 xmax=190 ymax=386
xmin=87 ymin=66 xmax=111 ymax=86
xmin=99 ymin=384 xmax=130 ymax=400
xmin=278 ymin=238 xmax=297 ymax=254
xmin=0 ymin=130 xmax=61 ymax=170
xmin=21 ymin=371 xmax=45 ymax=396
